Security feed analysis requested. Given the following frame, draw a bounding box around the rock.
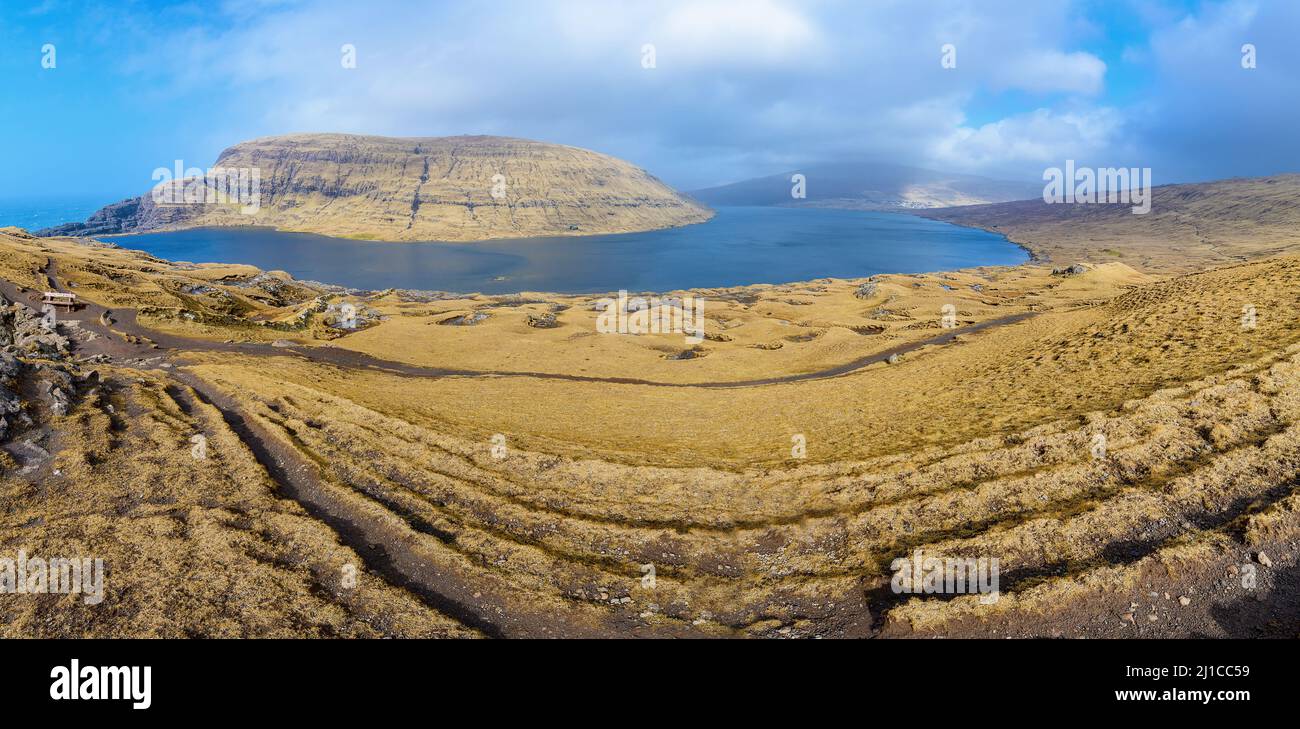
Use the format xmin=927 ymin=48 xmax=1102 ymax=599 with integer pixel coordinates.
xmin=437 ymin=312 xmax=489 ymax=326
xmin=5 ymin=302 xmax=72 ymax=358
xmin=668 ymin=347 xmax=707 ymax=360
xmin=1179 ymin=596 xmax=1191 ymax=606
xmin=47 ymin=387 xmax=70 ymax=417
xmin=525 ymin=313 xmax=560 ymax=329
xmin=887 ymin=353 xmax=902 ymax=365
xmin=854 ymin=281 xmax=879 ymax=299
xmin=271 ymin=339 xmax=294 ymax=348
xmin=1256 ymin=551 xmax=1273 ymax=567
xmin=1051 ymin=264 xmax=1090 ymax=276
xmin=7 ymin=439 xmax=51 ymax=474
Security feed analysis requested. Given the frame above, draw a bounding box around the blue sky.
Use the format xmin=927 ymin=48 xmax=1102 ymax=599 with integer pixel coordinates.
xmin=1 ymin=0 xmax=1297 ymax=203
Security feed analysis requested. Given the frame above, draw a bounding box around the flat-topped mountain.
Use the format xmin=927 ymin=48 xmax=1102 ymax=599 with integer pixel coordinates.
xmin=690 ymin=162 xmax=1040 ymax=211
xmin=41 ymin=134 xmax=713 ymax=242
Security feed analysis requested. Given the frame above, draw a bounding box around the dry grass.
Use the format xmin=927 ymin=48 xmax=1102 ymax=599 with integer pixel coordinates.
xmin=920 ymin=174 xmax=1300 ymax=273
xmin=4 ymin=198 xmax=1300 ymax=636
xmin=0 ymin=367 xmax=478 ymax=637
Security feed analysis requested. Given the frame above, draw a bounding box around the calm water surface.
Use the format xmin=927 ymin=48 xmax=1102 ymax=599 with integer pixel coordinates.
xmin=106 ymin=206 xmax=1025 ymax=294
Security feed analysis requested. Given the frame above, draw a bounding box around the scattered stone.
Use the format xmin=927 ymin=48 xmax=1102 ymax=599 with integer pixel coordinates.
xmin=525 ymin=312 xmax=560 ymax=329
xmin=850 ymin=324 xmax=886 ymax=336
xmin=1256 ymin=551 xmax=1273 ymax=567
xmin=668 ymin=346 xmax=707 ymax=360
xmin=1051 ymin=264 xmax=1089 ymax=276
xmin=1179 ymin=596 xmax=1191 ymax=606
xmin=437 ymin=312 xmax=489 ymax=326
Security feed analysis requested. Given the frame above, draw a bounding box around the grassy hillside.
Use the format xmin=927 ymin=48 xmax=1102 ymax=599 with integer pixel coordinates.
xmin=920 ymin=174 xmax=1300 ymax=272
xmin=5 ymin=217 xmax=1300 ymax=636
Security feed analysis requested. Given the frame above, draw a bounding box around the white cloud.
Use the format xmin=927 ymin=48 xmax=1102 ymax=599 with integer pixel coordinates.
xmin=101 ymin=0 xmax=1201 ymax=188
xmin=657 ymin=0 xmax=821 ymax=66
xmin=929 ymin=107 xmax=1130 ymax=175
xmin=992 ymin=50 xmax=1107 ymax=95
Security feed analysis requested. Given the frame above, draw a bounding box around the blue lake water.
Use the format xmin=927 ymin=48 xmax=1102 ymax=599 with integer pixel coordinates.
xmin=101 ymin=206 xmax=1022 ymax=294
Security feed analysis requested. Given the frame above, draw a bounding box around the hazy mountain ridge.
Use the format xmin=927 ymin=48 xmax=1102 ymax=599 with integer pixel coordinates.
xmin=40 ymin=134 xmax=713 ymax=242
xmin=690 ymin=162 xmax=1041 ymax=210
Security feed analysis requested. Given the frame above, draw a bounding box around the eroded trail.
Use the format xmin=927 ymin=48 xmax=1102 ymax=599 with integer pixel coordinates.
xmin=9 ymin=252 xmax=1300 ymax=638
xmin=165 ymin=372 xmax=656 ymax=638
xmin=0 ymin=261 xmax=1036 ymax=388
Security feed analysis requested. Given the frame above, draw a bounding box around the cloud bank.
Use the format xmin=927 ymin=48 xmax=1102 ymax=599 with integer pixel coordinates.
xmin=8 ymin=0 xmax=1300 ymax=196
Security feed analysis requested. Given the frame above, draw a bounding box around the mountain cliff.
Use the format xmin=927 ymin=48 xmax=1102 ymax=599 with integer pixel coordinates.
xmin=41 ymin=134 xmax=713 ymax=242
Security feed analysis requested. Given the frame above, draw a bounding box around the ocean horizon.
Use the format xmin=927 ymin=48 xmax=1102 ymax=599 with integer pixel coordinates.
xmin=0 ymin=195 xmax=119 ymax=233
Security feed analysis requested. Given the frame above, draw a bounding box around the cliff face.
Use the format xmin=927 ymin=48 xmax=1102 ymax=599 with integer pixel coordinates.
xmin=42 ymin=134 xmax=713 ymax=242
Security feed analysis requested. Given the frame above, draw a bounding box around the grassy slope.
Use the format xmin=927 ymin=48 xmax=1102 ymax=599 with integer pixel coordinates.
xmin=5 ymin=169 xmax=1300 ymax=636
xmin=919 ymin=174 xmax=1300 ymax=273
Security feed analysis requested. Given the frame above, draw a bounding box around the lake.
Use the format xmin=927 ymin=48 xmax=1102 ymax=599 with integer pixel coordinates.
xmin=110 ymin=206 xmax=1026 ymax=294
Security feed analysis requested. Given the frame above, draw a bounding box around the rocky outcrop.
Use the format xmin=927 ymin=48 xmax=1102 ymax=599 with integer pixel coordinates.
xmin=41 ymin=134 xmax=713 ymax=242
xmin=0 ymin=352 xmax=23 ymax=440
xmin=1 ymin=296 xmax=71 ymax=358
xmin=0 ymin=293 xmax=87 ymax=445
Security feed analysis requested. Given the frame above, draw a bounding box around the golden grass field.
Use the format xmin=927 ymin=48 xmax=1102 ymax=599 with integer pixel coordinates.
xmin=4 ymin=175 xmax=1300 ymax=638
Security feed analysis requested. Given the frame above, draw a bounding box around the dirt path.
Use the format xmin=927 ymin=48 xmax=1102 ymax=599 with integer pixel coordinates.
xmin=0 ymin=262 xmax=1042 ymax=638
xmin=1 ymin=261 xmax=1037 ymax=388
xmin=2 ymin=263 xmax=688 ymax=636
xmin=166 ymin=371 xmax=665 ymax=638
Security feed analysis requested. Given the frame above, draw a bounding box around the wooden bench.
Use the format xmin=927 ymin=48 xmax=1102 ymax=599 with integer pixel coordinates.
xmin=42 ymin=291 xmax=77 ymax=307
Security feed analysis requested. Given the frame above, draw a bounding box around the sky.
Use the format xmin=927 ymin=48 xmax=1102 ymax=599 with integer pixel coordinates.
xmin=1 ymin=0 xmax=1298 ymax=202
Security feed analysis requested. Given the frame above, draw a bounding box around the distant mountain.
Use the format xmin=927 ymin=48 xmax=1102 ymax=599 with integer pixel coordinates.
xmin=40 ymin=134 xmax=713 ymax=242
xmin=690 ymin=162 xmax=1040 ymax=211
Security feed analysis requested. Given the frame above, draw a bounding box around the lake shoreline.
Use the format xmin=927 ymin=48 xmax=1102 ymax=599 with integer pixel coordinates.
xmin=97 ymin=206 xmax=1029 ymax=296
